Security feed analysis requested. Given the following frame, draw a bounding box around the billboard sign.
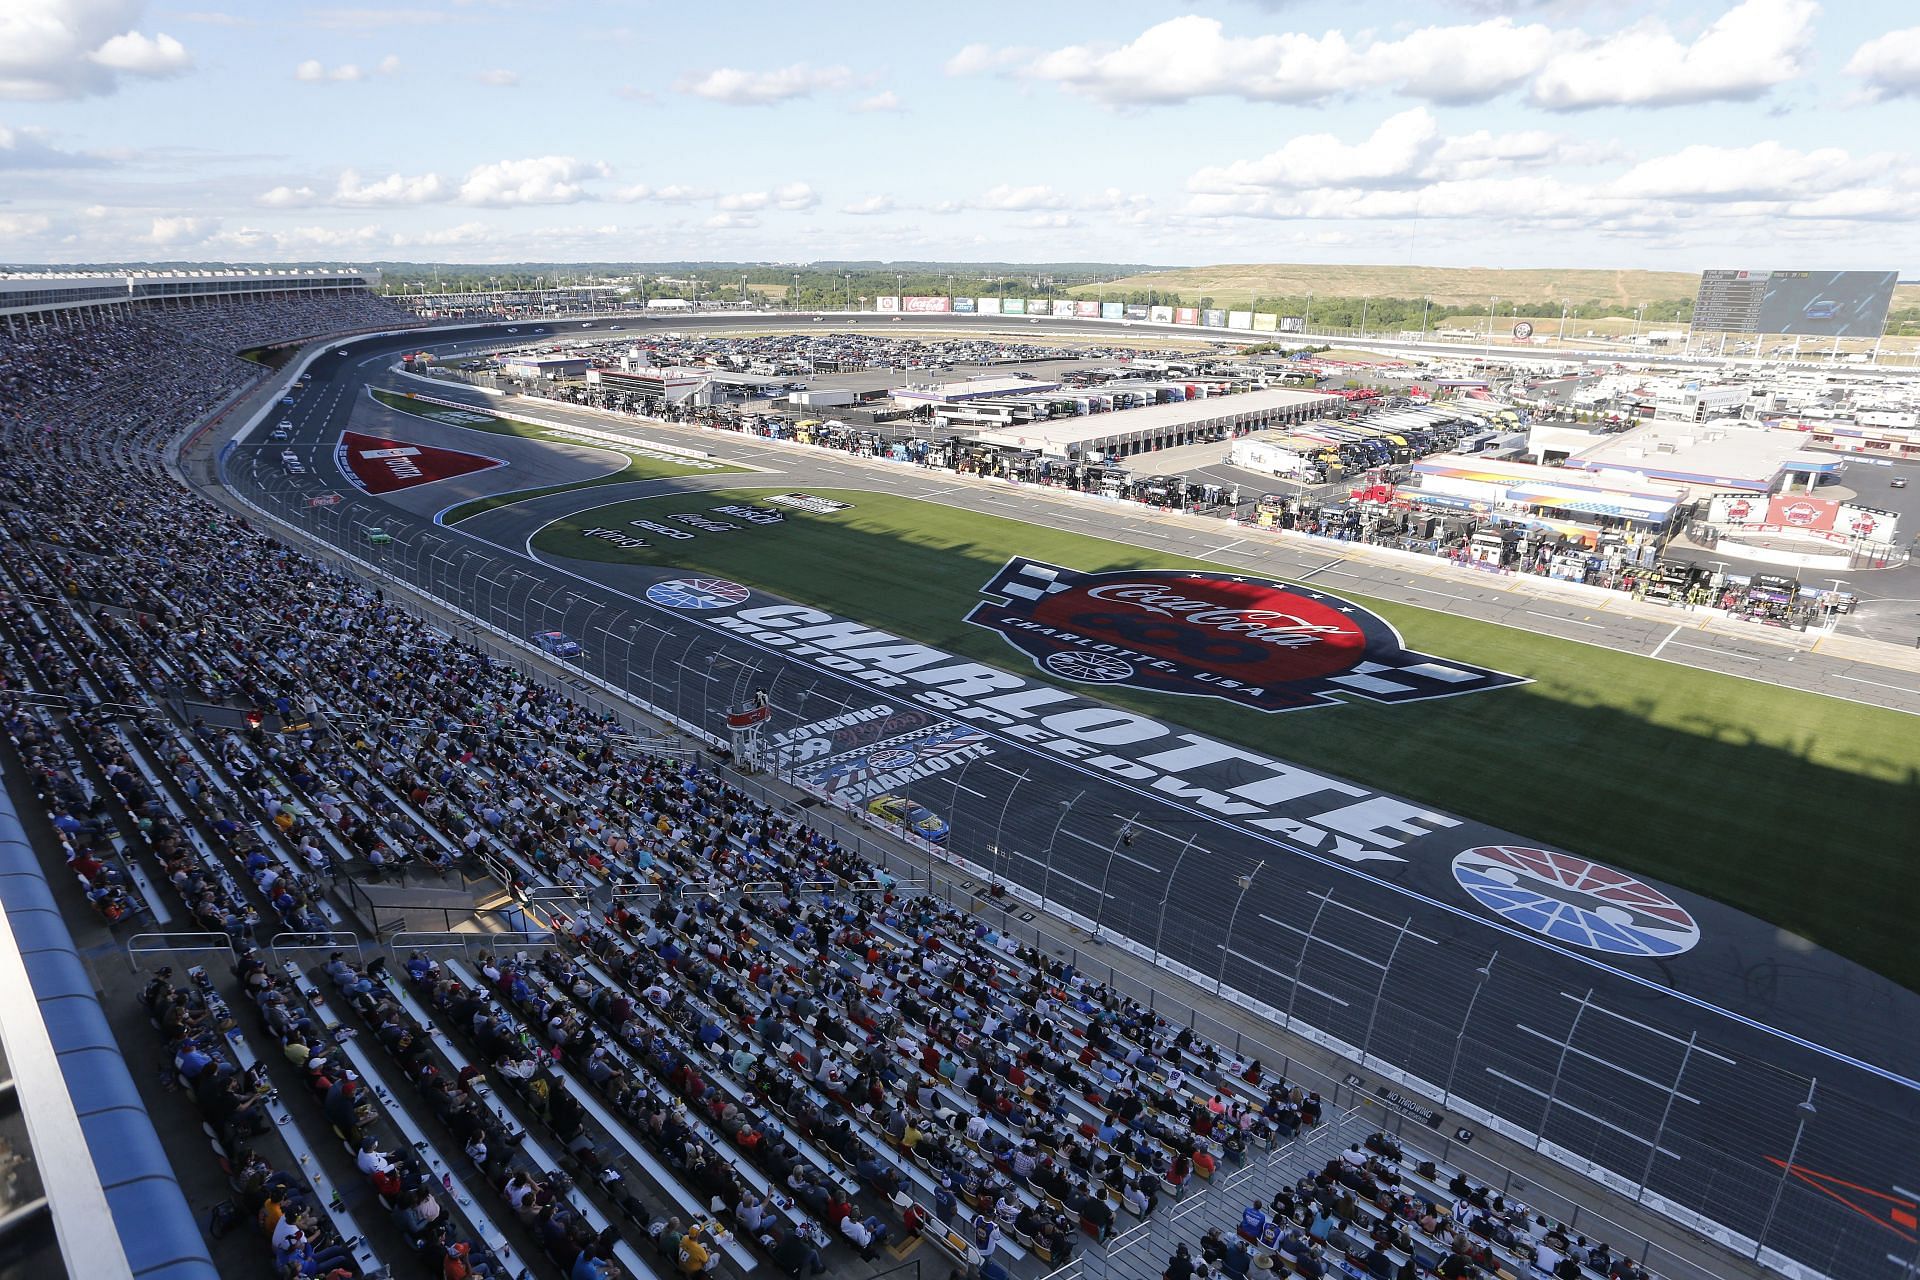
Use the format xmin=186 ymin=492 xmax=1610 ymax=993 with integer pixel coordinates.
xmin=1150 ymin=305 xmax=1175 ymax=324
xmin=1100 ymin=302 xmax=1124 ymax=319
xmin=1840 ymin=504 xmax=1898 ymax=543
xmin=1028 ymin=299 xmax=1052 ymax=315
xmin=1279 ymin=316 xmax=1306 ymax=333
xmin=876 ymin=295 xmax=900 ymax=313
xmin=1253 ymin=313 xmax=1279 ymax=333
xmin=975 ymin=297 xmax=1001 ymax=315
xmin=1766 ymin=495 xmax=1836 ymax=532
xmin=1695 ymin=269 xmax=1897 ymax=337
xmin=1175 ymin=307 xmax=1200 ymax=325
xmin=1228 ymin=310 xmax=1254 ymax=330
xmin=903 ymin=295 xmax=952 ymax=313
xmin=951 ymin=296 xmax=976 ymax=313
xmin=1708 ymin=493 xmax=1759 ymax=525
xmin=1201 ymin=309 xmax=1227 ymax=328
xmin=1074 ymin=300 xmax=1100 ymax=318
xmin=1124 ymin=303 xmax=1150 ymax=320
xmin=1001 ymin=297 xmax=1024 ymax=315
xmin=1053 ymin=299 xmax=1077 ymax=317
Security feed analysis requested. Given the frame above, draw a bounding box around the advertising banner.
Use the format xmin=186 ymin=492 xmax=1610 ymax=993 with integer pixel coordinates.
xmin=1053 ymin=299 xmax=1076 ymax=317
xmin=1279 ymin=316 xmax=1306 ymax=333
xmin=1125 ymin=304 xmax=1151 ymax=320
xmin=1708 ymin=493 xmax=1760 ymax=525
xmin=1228 ymin=310 xmax=1254 ymax=330
xmin=876 ymin=296 xmax=900 ymax=313
xmin=1149 ymin=305 xmax=1175 ymax=324
xmin=1201 ymin=309 xmax=1227 ymax=328
xmin=951 ymin=296 xmax=976 ymax=313
xmin=1101 ymin=302 xmax=1125 ymax=319
xmin=1838 ymin=503 xmax=1899 ymax=543
xmin=1027 ymin=299 xmax=1051 ymax=315
xmin=1074 ymin=300 xmax=1101 ymax=318
xmin=1175 ymin=307 xmax=1200 ymax=325
xmin=903 ymin=295 xmax=952 ymax=313
xmin=975 ymin=297 xmax=1001 ymax=315
xmin=1765 ymin=495 xmax=1837 ymax=532
xmin=1253 ymin=313 xmax=1279 ymax=332
xmin=1001 ymin=298 xmax=1024 ymax=315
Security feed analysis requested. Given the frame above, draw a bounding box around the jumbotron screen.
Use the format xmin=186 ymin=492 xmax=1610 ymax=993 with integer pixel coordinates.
xmin=1694 ymin=269 xmax=1897 ymax=337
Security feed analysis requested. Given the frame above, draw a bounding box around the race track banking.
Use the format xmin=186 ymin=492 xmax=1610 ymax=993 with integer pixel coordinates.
xmin=217 ymin=319 xmax=1920 ymax=1279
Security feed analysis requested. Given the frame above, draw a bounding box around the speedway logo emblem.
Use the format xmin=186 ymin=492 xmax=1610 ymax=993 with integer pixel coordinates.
xmin=335 ymin=430 xmax=503 ymax=495
xmin=965 ymin=558 xmax=1527 ymax=713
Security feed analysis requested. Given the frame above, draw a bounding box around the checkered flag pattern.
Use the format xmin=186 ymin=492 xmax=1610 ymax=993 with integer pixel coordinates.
xmin=986 ymin=558 xmax=1076 ymax=602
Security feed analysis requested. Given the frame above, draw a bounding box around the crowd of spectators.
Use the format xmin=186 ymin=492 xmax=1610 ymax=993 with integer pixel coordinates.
xmin=0 ymin=299 xmax=1668 ymax=1280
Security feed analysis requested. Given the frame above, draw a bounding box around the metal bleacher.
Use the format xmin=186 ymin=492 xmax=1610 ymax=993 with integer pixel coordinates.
xmin=0 ymin=785 xmax=218 ymax=1280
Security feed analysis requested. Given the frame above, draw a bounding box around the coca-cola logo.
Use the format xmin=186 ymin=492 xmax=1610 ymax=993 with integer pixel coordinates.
xmin=1781 ymin=501 xmax=1821 ymax=526
xmin=965 ymin=558 xmax=1527 ymax=713
xmin=1850 ymin=514 xmax=1878 ymax=537
xmin=1724 ymin=499 xmax=1753 ymax=522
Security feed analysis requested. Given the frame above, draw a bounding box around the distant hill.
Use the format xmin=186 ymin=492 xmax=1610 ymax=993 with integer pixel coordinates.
xmin=1076 ymin=263 xmax=1705 ymax=308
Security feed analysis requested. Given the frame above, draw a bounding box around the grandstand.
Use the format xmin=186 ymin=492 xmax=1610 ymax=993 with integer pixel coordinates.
xmin=0 ymin=279 xmax=1834 ymax=1280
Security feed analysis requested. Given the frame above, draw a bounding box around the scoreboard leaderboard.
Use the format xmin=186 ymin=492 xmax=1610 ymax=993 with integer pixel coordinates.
xmin=1694 ymin=268 xmax=1897 ymax=337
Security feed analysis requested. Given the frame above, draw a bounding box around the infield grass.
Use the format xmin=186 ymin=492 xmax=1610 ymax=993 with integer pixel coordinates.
xmin=370 ymin=388 xmax=744 ymax=522
xmin=534 ymin=485 xmax=1920 ymax=989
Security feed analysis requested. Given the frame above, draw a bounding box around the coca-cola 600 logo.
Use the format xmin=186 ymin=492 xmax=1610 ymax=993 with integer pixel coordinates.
xmin=965 ymin=558 xmax=1528 ymax=713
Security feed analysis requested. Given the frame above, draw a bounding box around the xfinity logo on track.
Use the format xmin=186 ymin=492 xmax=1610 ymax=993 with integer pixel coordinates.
xmin=965 ymin=558 xmax=1528 ymax=713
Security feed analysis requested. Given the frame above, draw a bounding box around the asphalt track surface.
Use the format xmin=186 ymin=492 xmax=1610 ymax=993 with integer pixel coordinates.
xmin=221 ymin=319 xmax=1920 ymax=1279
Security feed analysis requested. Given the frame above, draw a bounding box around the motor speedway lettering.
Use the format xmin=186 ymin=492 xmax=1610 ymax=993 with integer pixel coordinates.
xmin=698 ymin=594 xmax=1462 ymax=865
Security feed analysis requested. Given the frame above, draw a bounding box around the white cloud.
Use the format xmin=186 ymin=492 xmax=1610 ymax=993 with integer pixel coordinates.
xmin=1189 ymin=108 xmax=1441 ymax=192
xmin=145 ymin=214 xmax=217 ymax=246
xmin=842 ymin=194 xmax=895 ymax=215
xmin=91 ymin=29 xmax=191 ymax=75
xmin=855 ymin=90 xmax=901 ymax=112
xmin=717 ymin=182 xmax=818 ymax=212
xmin=477 ymin=67 xmax=518 ymax=86
xmin=0 ymin=212 xmax=54 ymax=237
xmin=976 ymin=183 xmax=1068 ymax=211
xmin=1531 ymin=0 xmax=1815 ymax=109
xmin=1 ymin=0 xmax=194 ymax=99
xmin=375 ymin=53 xmax=400 ymax=75
xmin=0 ymin=122 xmax=105 ymax=168
xmin=1611 ymin=142 xmax=1879 ymax=201
xmin=676 ymin=63 xmax=851 ymax=105
xmin=295 ymin=59 xmax=362 ymax=81
xmin=945 ymin=43 xmax=1031 ymax=75
xmin=1846 ymin=26 xmax=1920 ymax=100
xmin=456 ymin=155 xmax=608 ymax=205
xmin=336 ymin=167 xmax=446 ymax=205
xmin=614 ymin=182 xmax=711 ymax=204
xmin=257 ymin=183 xmax=316 ymax=207
xmin=705 ymin=211 xmax=761 ymax=229
xmin=966 ymin=3 xmax=1811 ymax=111
xmin=1016 ymin=212 xmax=1076 ymax=229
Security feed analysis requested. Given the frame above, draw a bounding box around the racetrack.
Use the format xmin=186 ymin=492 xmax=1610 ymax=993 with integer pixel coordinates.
xmin=214 ymin=317 xmax=1920 ymax=1280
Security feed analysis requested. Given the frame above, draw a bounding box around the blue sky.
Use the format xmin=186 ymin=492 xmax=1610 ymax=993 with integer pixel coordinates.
xmin=3 ymin=0 xmax=1920 ymax=268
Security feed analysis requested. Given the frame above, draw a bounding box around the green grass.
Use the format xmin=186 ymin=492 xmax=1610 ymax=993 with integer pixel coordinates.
xmin=533 ymin=486 xmax=1920 ymax=989
xmin=370 ymin=388 xmax=744 ymax=522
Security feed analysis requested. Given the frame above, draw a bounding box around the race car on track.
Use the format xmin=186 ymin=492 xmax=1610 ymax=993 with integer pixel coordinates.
xmin=533 ymin=630 xmax=584 ymax=657
xmin=1802 ymin=298 xmax=1841 ymax=321
xmin=866 ymin=794 xmax=949 ymax=844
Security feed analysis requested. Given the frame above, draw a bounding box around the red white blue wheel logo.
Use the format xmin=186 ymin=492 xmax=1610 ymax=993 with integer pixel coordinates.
xmin=647 ymin=577 xmax=751 ymax=610
xmin=1452 ymin=845 xmax=1701 ymax=958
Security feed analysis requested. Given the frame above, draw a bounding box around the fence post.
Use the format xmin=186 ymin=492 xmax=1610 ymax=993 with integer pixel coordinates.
xmin=1283 ymin=892 xmax=1334 ymax=1033
xmin=1755 ymin=1079 xmax=1819 ymax=1262
xmin=1636 ymin=1029 xmax=1697 ymax=1201
xmin=1360 ymin=916 xmax=1413 ymax=1066
xmin=1536 ymin=987 xmax=1594 ymax=1152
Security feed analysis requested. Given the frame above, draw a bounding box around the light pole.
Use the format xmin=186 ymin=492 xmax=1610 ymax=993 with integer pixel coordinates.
xmin=1483 ymin=295 xmax=1496 ymax=361
xmin=1359 ymin=295 xmax=1370 ymax=338
xmin=989 ymin=769 xmax=1029 ymax=895
xmin=1304 ymin=291 xmax=1313 ymax=332
xmin=1823 ymin=578 xmax=1848 ymax=631
xmin=1038 ymin=792 xmax=1083 ymax=915
xmin=1214 ymin=861 xmax=1265 ymax=990
xmin=845 ymin=273 xmax=851 ymax=311
xmin=1754 ymin=1083 xmax=1818 ymax=1260
xmin=1283 ymin=892 xmax=1334 ymax=1032
xmin=1089 ymin=813 xmax=1138 ymax=942
xmin=1151 ymin=834 xmax=1199 ymax=963
xmin=1442 ymin=953 xmax=1496 ymax=1106
xmin=1558 ymin=299 xmax=1569 ymax=342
